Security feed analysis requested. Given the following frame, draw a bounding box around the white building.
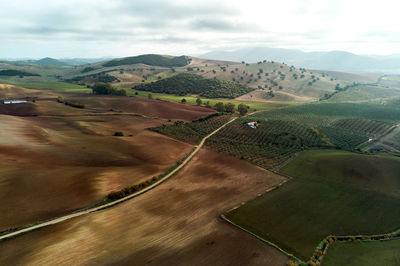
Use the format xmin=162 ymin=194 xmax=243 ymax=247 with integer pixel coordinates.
xmin=247 ymin=121 xmax=257 ymax=129
xmin=3 ymin=99 xmax=27 ymax=104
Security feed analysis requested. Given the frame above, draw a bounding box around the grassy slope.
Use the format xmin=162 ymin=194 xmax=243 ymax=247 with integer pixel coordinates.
xmin=1 ymin=56 xmax=353 ymax=103
xmin=225 ymin=150 xmax=400 ymax=260
xmin=60 ymin=56 xmax=347 ymax=102
xmin=327 ymin=85 xmax=400 ymax=102
xmin=129 ymin=88 xmax=294 ymax=111
xmin=322 ymin=240 xmax=400 ymax=266
xmin=192 ymin=60 xmax=342 ymax=101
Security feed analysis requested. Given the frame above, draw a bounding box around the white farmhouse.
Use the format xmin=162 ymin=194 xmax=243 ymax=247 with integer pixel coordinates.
xmin=3 ymin=99 xmax=27 ymax=104
xmin=247 ymin=121 xmax=257 ymax=129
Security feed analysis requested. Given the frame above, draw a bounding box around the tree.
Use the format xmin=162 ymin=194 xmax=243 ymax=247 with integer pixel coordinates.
xmin=238 ymin=103 xmax=248 ymax=116
xmin=181 ymin=98 xmax=187 ymax=103
xmin=215 ymin=102 xmax=225 ymax=112
xmin=196 ymin=97 xmax=202 ymax=106
xmin=148 ymin=93 xmax=152 ymax=99
xmin=92 ymin=82 xmax=126 ymax=96
xmin=225 ymin=103 xmax=235 ymax=113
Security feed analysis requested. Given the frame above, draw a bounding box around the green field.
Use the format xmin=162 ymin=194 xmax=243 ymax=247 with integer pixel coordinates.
xmin=154 ymin=102 xmax=399 ymax=170
xmin=204 ymin=102 xmax=398 ymax=169
xmin=0 ymin=77 xmax=90 ymax=92
xmin=322 ymin=240 xmax=400 ymax=266
xmin=327 ymin=85 xmax=400 ymax=102
xmin=225 ymin=150 xmax=400 ymax=260
xmin=150 ymin=113 xmax=233 ymax=144
xmin=129 ymin=88 xmax=293 ymax=111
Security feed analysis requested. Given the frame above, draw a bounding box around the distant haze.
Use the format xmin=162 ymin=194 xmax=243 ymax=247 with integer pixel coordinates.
xmin=199 ymin=47 xmax=400 ymax=73
xmin=1 ymin=0 xmax=400 ymax=58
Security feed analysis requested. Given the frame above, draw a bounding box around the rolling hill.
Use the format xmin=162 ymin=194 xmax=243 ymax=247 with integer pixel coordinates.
xmin=200 ymin=47 xmax=400 ymax=73
xmin=133 ymin=73 xmax=254 ymax=98
xmin=0 ymin=53 xmax=388 ymax=104
xmin=103 ymin=54 xmax=190 ymax=67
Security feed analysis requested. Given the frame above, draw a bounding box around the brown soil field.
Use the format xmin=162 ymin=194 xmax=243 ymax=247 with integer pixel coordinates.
xmin=0 ymin=113 xmax=193 ymax=231
xmin=0 ymin=85 xmax=215 ymax=231
xmin=67 ymin=95 xmax=214 ymax=121
xmin=0 ymin=149 xmax=288 ymax=266
xmin=0 ymin=84 xmax=57 ymax=99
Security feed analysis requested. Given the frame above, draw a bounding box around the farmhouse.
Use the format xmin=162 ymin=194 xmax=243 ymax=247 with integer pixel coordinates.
xmin=3 ymin=99 xmax=27 ymax=104
xmin=247 ymin=121 xmax=257 ymax=129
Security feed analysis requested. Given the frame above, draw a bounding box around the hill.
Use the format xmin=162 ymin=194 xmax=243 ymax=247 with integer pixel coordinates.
xmin=0 ymin=54 xmax=383 ymax=103
xmin=103 ymin=54 xmax=190 ymax=67
xmin=200 ymin=47 xmax=400 ymax=73
xmin=0 ymin=69 xmax=40 ymax=77
xmin=20 ymin=57 xmax=70 ymax=66
xmin=133 ymin=73 xmax=254 ymax=98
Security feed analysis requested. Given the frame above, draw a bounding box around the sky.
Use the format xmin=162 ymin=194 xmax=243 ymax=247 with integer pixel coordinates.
xmin=1 ymin=0 xmax=400 ymax=58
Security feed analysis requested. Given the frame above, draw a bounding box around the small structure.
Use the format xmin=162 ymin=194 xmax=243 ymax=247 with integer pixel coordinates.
xmin=3 ymin=99 xmax=28 ymax=104
xmin=247 ymin=121 xmax=258 ymax=129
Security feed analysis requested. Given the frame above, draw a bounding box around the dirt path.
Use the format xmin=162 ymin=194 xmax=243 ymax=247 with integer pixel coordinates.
xmin=0 ymin=116 xmax=238 ymax=241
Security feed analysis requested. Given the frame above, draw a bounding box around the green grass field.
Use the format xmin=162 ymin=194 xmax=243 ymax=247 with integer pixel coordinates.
xmin=225 ymin=150 xmax=400 ymax=260
xmin=322 ymin=240 xmax=400 ymax=266
xmin=327 ymin=85 xmax=400 ymax=102
xmin=0 ymin=77 xmax=90 ymax=92
xmin=129 ymin=88 xmax=294 ymax=111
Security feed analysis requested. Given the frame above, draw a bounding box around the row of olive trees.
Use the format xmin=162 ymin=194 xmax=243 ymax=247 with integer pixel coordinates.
xmin=214 ymin=102 xmax=249 ymax=115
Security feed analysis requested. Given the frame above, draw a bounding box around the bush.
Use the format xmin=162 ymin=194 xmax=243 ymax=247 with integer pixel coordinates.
xmin=64 ymin=101 xmax=85 ymax=109
xmin=225 ymin=103 xmax=235 ymax=113
xmin=215 ymin=102 xmax=225 ymax=112
xmin=238 ymin=103 xmax=248 ymax=115
xmin=113 ymin=132 xmax=124 ymax=136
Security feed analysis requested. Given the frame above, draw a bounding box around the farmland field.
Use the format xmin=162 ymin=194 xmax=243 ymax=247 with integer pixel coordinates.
xmin=0 ymin=149 xmax=288 ymax=266
xmin=151 ymin=102 xmax=400 ymax=170
xmin=327 ymin=85 xmax=400 ymax=102
xmin=0 ymin=86 xmax=220 ymax=231
xmin=150 ymin=113 xmax=233 ymax=144
xmin=129 ymin=88 xmax=294 ymax=111
xmin=0 ymin=77 xmax=90 ymax=92
xmin=225 ymin=150 xmax=400 ymax=260
xmin=322 ymin=240 xmax=400 ymax=266
xmin=204 ymin=102 xmax=399 ymax=169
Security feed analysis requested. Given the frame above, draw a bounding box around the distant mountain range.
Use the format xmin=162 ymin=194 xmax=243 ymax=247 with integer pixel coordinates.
xmin=199 ymin=47 xmax=400 ymax=73
xmin=9 ymin=57 xmax=111 ymax=66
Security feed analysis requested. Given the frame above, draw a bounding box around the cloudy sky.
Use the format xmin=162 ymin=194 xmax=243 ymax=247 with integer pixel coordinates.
xmin=1 ymin=0 xmax=399 ymax=58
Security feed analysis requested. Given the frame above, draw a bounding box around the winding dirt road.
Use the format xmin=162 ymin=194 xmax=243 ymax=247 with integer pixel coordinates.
xmin=0 ymin=116 xmax=237 ymax=241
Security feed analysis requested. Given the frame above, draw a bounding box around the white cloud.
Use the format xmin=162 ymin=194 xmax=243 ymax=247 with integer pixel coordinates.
xmin=0 ymin=0 xmax=399 ymax=58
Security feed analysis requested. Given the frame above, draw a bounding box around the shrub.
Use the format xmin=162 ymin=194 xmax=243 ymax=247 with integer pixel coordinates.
xmin=113 ymin=132 xmax=124 ymax=136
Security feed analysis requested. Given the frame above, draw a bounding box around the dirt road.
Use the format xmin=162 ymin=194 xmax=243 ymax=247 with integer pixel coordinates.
xmin=0 ymin=116 xmax=237 ymax=241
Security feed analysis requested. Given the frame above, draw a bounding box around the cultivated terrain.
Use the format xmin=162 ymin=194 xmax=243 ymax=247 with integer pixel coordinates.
xmin=1 ymin=54 xmax=400 ymax=266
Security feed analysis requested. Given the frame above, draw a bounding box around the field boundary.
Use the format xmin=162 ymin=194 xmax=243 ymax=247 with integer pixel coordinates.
xmin=220 ymin=178 xmax=309 ymax=265
xmin=222 ymin=157 xmax=400 ymax=266
xmin=0 ymin=116 xmax=237 ymax=242
xmin=309 ymin=229 xmax=400 ymax=265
